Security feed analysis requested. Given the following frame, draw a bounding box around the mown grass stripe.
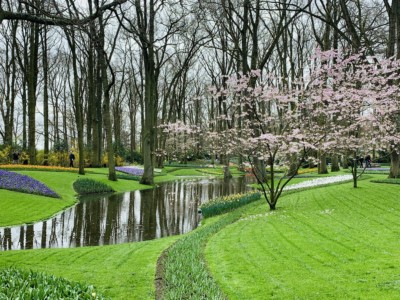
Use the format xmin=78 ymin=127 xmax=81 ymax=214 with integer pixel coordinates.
xmin=205 ymin=176 xmax=400 ymax=299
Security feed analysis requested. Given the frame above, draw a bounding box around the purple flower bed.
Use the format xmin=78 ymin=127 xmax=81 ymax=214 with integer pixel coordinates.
xmin=115 ymin=166 xmax=144 ymax=176
xmin=0 ymin=170 xmax=60 ymax=198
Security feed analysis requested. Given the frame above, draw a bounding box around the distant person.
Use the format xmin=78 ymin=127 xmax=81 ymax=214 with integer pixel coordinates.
xmin=69 ymin=152 xmax=75 ymax=167
xmin=358 ymin=156 xmax=364 ymax=168
xmin=365 ymin=154 xmax=372 ymax=168
xmin=12 ymin=152 xmax=19 ymax=164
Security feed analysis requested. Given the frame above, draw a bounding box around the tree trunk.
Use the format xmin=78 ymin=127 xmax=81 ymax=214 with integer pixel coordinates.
xmin=65 ymin=29 xmax=85 ymax=175
xmin=97 ymin=8 xmax=116 ymax=181
xmin=42 ymin=28 xmax=49 ymax=164
xmin=138 ymin=0 xmax=158 ymax=185
xmin=223 ymin=155 xmax=232 ymax=179
xmin=331 ymin=154 xmax=340 ymax=172
xmin=27 ymin=22 xmax=39 ymax=164
xmin=389 ymin=149 xmax=399 ymax=178
xmin=342 ymin=154 xmax=349 ymax=169
xmin=140 ymin=75 xmax=157 ymax=185
xmin=318 ymin=152 xmax=328 ymax=174
xmin=386 ymin=1 xmax=400 ymax=179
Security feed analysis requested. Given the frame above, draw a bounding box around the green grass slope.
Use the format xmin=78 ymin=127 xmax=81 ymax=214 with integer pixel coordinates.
xmin=205 ymin=177 xmax=400 ymax=299
xmin=0 ymin=236 xmax=178 ymax=299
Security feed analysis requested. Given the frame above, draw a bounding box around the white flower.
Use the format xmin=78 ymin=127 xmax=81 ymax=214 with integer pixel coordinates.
xmin=284 ymin=175 xmax=353 ymax=191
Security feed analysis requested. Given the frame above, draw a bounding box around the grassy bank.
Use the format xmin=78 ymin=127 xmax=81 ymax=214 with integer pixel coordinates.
xmin=0 ymin=236 xmax=178 ymax=299
xmin=205 ymin=175 xmax=400 ymax=299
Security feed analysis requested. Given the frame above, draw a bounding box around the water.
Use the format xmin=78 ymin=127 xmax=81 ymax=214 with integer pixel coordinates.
xmin=0 ymin=176 xmax=254 ymax=251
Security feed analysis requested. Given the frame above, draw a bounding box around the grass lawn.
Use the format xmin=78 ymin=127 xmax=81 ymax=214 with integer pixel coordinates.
xmin=0 ymin=236 xmax=178 ymax=299
xmin=2 ymin=166 xmax=398 ymax=299
xmin=205 ymin=175 xmax=400 ymax=299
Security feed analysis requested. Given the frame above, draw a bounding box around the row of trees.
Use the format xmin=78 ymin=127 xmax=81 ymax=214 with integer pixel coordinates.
xmin=0 ymin=0 xmax=399 ymax=191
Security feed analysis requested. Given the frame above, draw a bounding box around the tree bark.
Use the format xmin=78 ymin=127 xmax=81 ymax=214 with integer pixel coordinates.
xmin=97 ymin=4 xmax=117 ymax=181
xmin=42 ymin=28 xmax=49 ymax=164
xmin=318 ymin=152 xmax=328 ymax=174
xmin=65 ymin=29 xmax=85 ymax=175
xmin=389 ymin=149 xmax=400 ymax=178
xmin=27 ymin=21 xmax=40 ymax=164
xmin=331 ymin=154 xmax=340 ymax=172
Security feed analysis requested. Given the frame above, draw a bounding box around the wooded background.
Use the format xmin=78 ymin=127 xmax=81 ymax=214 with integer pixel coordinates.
xmin=0 ymin=0 xmax=398 ymax=184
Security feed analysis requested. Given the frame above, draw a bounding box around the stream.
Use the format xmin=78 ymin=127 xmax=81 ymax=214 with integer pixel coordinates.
xmin=0 ymin=176 xmax=254 ymax=251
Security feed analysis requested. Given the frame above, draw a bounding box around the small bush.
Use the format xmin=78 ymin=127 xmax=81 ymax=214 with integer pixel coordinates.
xmin=116 ymin=174 xmax=141 ymax=181
xmin=73 ymin=178 xmax=115 ymax=195
xmin=164 ymin=163 xmax=209 ymax=168
xmin=200 ymin=191 xmax=261 ymax=218
xmin=371 ymin=178 xmax=400 ymax=185
xmin=0 ymin=268 xmax=107 ymax=299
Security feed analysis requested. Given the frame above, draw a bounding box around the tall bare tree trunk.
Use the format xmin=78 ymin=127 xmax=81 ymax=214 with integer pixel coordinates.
xmin=42 ymin=28 xmax=49 ymax=164
xmin=27 ymin=21 xmax=40 ymax=164
xmin=385 ymin=0 xmax=400 ymax=178
xmin=96 ymin=3 xmax=116 ymax=181
xmin=65 ymin=28 xmax=85 ymax=175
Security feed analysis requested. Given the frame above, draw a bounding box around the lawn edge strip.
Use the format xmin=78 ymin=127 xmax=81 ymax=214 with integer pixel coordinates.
xmin=156 ymin=201 xmax=261 ymax=299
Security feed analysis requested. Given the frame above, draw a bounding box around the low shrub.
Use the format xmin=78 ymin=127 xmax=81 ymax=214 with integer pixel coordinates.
xmin=164 ymin=163 xmax=209 ymax=168
xmin=0 ymin=268 xmax=106 ymax=299
xmin=371 ymin=178 xmax=400 ymax=185
xmin=73 ymin=178 xmax=115 ymax=195
xmin=116 ymin=174 xmax=141 ymax=181
xmin=199 ymin=191 xmax=261 ymax=218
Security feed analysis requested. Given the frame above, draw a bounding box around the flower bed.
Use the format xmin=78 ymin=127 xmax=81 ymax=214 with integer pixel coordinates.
xmin=0 ymin=170 xmax=60 ymax=198
xmin=115 ymin=166 xmax=144 ymax=176
xmin=0 ymin=268 xmax=105 ymax=299
xmin=199 ymin=191 xmax=261 ymax=218
xmin=297 ymin=167 xmax=318 ymax=174
xmin=284 ymin=175 xmax=353 ymax=191
xmin=0 ymin=164 xmax=75 ymax=172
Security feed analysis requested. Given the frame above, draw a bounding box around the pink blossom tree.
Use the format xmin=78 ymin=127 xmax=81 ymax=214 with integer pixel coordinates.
xmin=160 ymin=121 xmax=201 ymax=164
xmin=304 ymin=49 xmax=400 ymax=187
xmin=163 ymin=50 xmax=400 ymax=210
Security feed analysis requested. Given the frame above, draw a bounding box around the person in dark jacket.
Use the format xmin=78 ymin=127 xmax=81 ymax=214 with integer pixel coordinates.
xmin=365 ymin=154 xmax=372 ymax=168
xmin=69 ymin=152 xmax=75 ymax=167
xmin=12 ymin=152 xmax=19 ymax=164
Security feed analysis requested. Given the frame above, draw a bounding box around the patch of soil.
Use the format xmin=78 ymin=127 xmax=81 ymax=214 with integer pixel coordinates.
xmin=155 ymin=248 xmax=168 ymax=300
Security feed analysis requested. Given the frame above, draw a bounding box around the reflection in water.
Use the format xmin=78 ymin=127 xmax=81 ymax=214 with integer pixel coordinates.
xmin=0 ymin=176 xmax=254 ymax=251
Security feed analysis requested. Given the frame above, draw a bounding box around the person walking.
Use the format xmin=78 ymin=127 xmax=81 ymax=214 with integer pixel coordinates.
xmin=69 ymin=152 xmax=75 ymax=167
xmin=365 ymin=154 xmax=372 ymax=168
xmin=12 ymin=152 xmax=19 ymax=164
